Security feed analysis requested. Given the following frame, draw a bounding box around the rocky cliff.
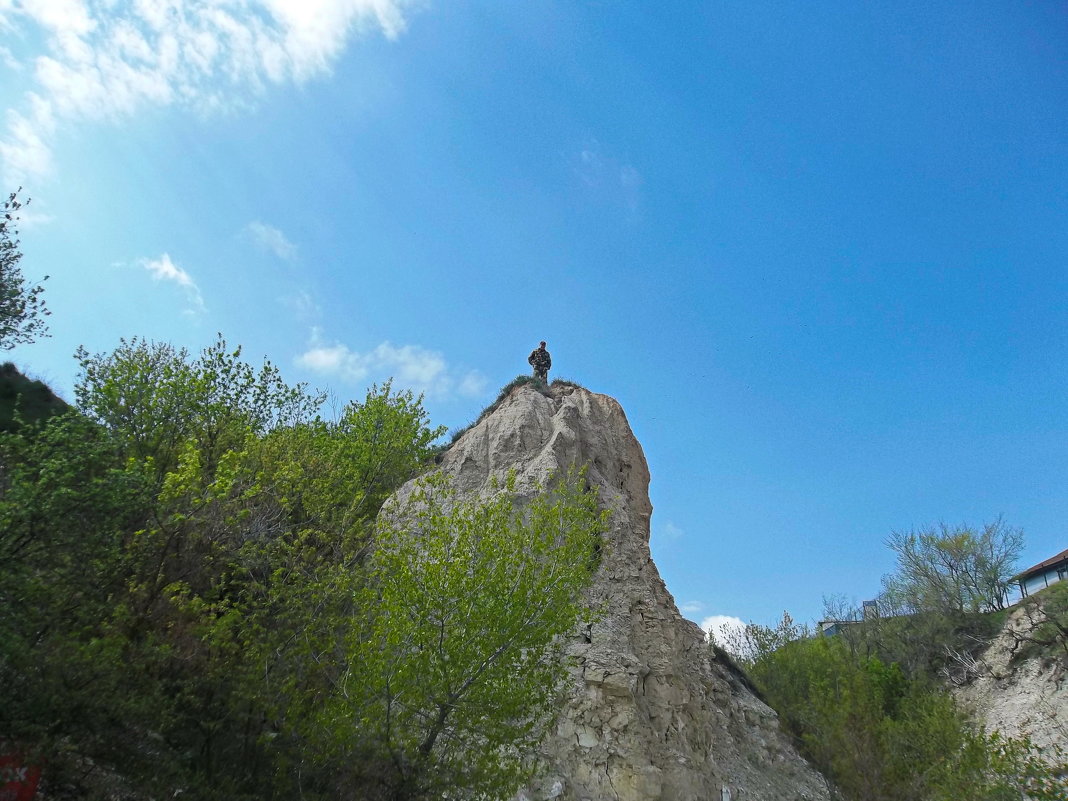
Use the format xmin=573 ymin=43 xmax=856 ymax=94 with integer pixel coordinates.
xmin=953 ymin=601 xmax=1068 ymax=760
xmin=412 ymin=382 xmax=829 ymax=801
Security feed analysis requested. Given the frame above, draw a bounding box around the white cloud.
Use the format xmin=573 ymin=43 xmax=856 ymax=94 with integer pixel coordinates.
xmin=281 ymin=288 xmax=319 ymax=320
xmin=457 ymin=370 xmax=488 ymax=398
xmin=701 ymin=615 xmax=748 ymax=651
xmin=572 ymin=137 xmax=642 ymax=215
xmin=0 ymin=96 xmax=56 ymax=183
xmin=0 ymin=45 xmax=22 ymax=70
xmin=13 ymin=208 xmax=55 ymax=228
xmin=660 ymin=520 xmax=684 ymax=540
xmin=296 ymin=330 xmax=485 ymax=400
xmin=247 ymin=220 xmax=297 ymax=261
xmin=0 ymin=0 xmax=419 ymax=184
xmin=140 ymin=252 xmax=205 ymax=314
xmin=679 ymin=600 xmax=704 ymax=615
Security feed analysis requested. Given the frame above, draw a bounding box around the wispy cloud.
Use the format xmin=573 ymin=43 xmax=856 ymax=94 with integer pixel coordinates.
xmin=247 ymin=220 xmax=297 ymax=261
xmin=296 ymin=329 xmax=487 ymax=400
xmin=679 ymin=600 xmax=704 ymax=615
xmin=659 ymin=520 xmax=684 ymax=541
xmin=0 ymin=97 xmax=56 ymax=182
xmin=140 ymin=252 xmax=205 ymax=315
xmin=572 ymin=137 xmax=642 ymax=215
xmin=0 ymin=0 xmax=419 ymax=185
xmin=0 ymin=45 xmax=21 ymax=71
xmin=280 ymin=288 xmax=320 ymax=321
xmin=457 ymin=370 xmax=488 ymax=397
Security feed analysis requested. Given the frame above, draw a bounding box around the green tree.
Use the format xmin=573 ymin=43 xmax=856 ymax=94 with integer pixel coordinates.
xmin=1 ymin=337 xmax=338 ymax=797
xmin=882 ymin=519 xmax=1023 ymax=615
xmin=0 ymin=188 xmax=49 ymax=349
xmin=296 ymin=469 xmax=608 ymax=801
xmin=1 ymin=355 xmax=610 ymax=801
xmin=0 ymin=412 xmax=161 ymax=776
xmin=150 ymin=381 xmax=448 ymax=795
xmin=74 ymin=334 xmax=324 ymax=481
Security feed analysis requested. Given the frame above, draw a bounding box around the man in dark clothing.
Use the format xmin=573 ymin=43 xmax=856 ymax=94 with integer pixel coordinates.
xmin=528 ymin=341 xmax=551 ymax=383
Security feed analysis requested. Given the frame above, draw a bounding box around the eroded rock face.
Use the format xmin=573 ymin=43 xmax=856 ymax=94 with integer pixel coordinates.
xmin=953 ymin=602 xmax=1068 ymax=758
xmin=408 ymin=383 xmax=830 ymax=801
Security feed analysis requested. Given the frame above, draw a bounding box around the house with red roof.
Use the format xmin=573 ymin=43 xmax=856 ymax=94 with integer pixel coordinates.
xmin=1016 ymin=548 xmax=1068 ymax=599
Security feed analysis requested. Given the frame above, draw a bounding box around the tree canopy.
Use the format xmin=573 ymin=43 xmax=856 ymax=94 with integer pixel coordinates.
xmin=0 ymin=338 xmax=607 ymax=801
xmin=881 ymin=519 xmax=1023 ymax=616
xmin=0 ymin=189 xmax=48 ymax=349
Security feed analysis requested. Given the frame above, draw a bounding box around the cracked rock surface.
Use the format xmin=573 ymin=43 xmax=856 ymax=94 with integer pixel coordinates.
xmin=952 ymin=602 xmax=1068 ymax=759
xmin=405 ymin=383 xmax=830 ymax=801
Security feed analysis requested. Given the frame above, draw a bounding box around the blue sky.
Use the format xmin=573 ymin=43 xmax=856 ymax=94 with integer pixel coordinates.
xmin=2 ymin=1 xmax=1066 ymax=634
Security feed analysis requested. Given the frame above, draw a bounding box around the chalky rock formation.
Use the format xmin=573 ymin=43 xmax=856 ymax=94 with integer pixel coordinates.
xmin=953 ymin=602 xmax=1068 ymax=759
xmin=415 ymin=383 xmax=830 ymax=801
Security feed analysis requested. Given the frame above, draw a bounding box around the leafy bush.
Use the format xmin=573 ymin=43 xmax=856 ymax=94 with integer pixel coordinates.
xmin=1 ymin=340 xmax=605 ymax=801
xmin=723 ymin=612 xmax=1068 ymax=800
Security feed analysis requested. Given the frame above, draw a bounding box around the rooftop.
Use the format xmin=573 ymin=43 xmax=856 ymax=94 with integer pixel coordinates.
xmin=1016 ymin=548 xmax=1068 ymax=580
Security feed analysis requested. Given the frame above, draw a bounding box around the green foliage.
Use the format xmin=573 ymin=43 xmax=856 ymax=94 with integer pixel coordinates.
xmin=2 ymin=339 xmax=602 ymax=801
xmin=0 ymin=188 xmax=49 ymax=349
xmin=725 ymin=610 xmax=1068 ymax=800
xmin=814 ymin=520 xmax=1025 ymax=684
xmin=74 ymin=334 xmax=325 ymax=480
xmin=0 ymin=411 xmax=161 ymax=780
xmin=924 ymin=729 xmax=1068 ymax=801
xmin=328 ymin=469 xmax=607 ymax=800
xmin=828 ymin=603 xmax=1002 ymax=682
xmin=882 ymin=518 xmax=1023 ymax=615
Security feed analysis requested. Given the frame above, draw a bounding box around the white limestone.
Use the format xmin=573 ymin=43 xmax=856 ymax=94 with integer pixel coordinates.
xmin=399 ymin=382 xmax=830 ymax=801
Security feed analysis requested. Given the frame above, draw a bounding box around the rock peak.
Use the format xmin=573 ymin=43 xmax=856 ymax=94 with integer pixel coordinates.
xmin=433 ymin=381 xmax=829 ymax=800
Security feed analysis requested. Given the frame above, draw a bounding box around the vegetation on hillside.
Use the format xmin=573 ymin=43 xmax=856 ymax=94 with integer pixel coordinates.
xmin=715 ymin=522 xmax=1068 ymax=801
xmin=0 ymin=361 xmax=68 ymax=432
xmin=2 ymin=203 xmax=1058 ymax=800
xmin=1011 ymin=582 xmax=1068 ymax=665
xmin=0 ymin=342 xmax=607 ymax=800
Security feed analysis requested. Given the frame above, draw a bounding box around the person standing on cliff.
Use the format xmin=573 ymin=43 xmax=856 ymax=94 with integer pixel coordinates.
xmin=528 ymin=341 xmax=551 ymax=383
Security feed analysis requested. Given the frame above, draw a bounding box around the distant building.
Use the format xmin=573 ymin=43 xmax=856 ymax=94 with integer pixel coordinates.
xmin=1016 ymin=548 xmax=1068 ymax=599
xmin=818 ymin=620 xmax=856 ymax=637
xmin=819 ymin=601 xmax=881 ymax=637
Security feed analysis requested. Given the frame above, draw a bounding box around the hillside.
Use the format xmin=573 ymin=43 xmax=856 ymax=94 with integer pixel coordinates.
xmin=953 ymin=590 xmax=1068 ymax=760
xmin=13 ymin=365 xmax=1062 ymax=800
xmin=0 ymin=362 xmax=68 ymax=432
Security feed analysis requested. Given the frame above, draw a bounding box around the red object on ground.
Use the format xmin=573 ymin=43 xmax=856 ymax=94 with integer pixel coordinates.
xmin=0 ymin=752 xmax=41 ymax=801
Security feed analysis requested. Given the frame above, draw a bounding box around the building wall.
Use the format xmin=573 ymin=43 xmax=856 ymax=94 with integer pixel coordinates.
xmin=1021 ymin=564 xmax=1068 ymax=597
